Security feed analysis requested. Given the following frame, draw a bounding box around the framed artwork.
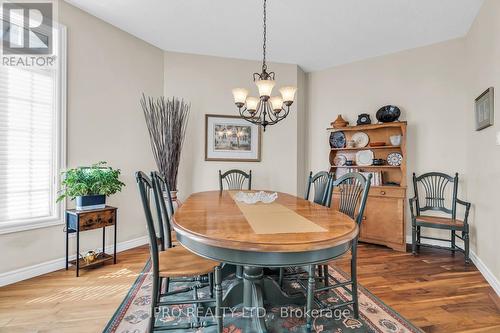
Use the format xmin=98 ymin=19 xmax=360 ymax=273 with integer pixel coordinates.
xmin=205 ymin=114 xmax=261 ymax=162
xmin=475 ymin=87 xmax=494 ymax=131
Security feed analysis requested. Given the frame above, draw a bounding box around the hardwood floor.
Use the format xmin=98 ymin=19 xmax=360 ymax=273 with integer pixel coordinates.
xmin=335 ymin=244 xmax=500 ymax=333
xmin=0 ymin=247 xmax=149 ymax=333
xmin=0 ymin=243 xmax=499 ymax=333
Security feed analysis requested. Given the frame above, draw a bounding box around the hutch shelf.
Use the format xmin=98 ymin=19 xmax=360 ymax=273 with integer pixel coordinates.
xmin=328 ymin=121 xmax=407 ymax=252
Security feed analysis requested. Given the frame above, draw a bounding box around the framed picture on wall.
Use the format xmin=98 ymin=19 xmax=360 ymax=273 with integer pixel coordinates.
xmin=475 ymin=87 xmax=494 ymax=131
xmin=205 ymin=114 xmax=262 ymax=162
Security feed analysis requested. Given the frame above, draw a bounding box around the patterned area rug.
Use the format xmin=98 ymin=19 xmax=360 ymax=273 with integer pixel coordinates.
xmin=104 ymin=261 xmax=422 ymax=333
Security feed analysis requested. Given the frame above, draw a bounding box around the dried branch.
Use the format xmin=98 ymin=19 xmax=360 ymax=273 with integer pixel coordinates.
xmin=140 ymin=93 xmax=190 ymax=191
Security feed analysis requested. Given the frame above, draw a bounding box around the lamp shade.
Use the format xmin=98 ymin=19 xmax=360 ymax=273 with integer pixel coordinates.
xmin=270 ymin=96 xmax=283 ymax=111
xmin=246 ymin=97 xmax=259 ymax=111
xmin=255 ymin=79 xmax=275 ymax=97
xmin=232 ymin=88 xmax=249 ymax=106
xmin=279 ymin=86 xmax=297 ymax=103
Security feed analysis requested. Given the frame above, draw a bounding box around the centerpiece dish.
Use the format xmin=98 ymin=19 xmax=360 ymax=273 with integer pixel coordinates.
xmin=234 ymin=191 xmax=278 ymax=204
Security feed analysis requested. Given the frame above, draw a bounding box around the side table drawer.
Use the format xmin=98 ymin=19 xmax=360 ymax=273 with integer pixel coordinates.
xmin=79 ymin=210 xmax=115 ymax=231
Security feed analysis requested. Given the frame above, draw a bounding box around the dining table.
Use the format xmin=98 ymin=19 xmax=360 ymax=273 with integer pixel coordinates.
xmin=172 ymin=190 xmax=358 ymax=332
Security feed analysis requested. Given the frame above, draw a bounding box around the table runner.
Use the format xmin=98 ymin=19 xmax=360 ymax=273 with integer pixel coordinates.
xmin=230 ymin=192 xmax=328 ymax=234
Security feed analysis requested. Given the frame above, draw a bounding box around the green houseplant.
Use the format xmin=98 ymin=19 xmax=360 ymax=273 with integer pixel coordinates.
xmin=58 ymin=162 xmax=125 ymax=210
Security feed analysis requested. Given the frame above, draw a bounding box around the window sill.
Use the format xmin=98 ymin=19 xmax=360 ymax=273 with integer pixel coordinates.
xmin=0 ymin=218 xmax=64 ymax=235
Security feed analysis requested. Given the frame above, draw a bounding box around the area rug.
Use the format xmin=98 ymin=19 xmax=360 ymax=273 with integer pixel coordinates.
xmin=104 ymin=261 xmax=423 ymax=333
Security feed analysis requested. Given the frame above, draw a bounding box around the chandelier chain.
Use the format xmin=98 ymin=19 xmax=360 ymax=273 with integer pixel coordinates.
xmin=262 ymin=0 xmax=267 ymax=71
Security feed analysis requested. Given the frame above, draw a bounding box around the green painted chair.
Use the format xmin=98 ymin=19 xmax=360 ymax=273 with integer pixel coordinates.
xmin=304 ymin=171 xmax=334 ymax=283
xmin=136 ymin=171 xmax=223 ymax=332
xmin=219 ymin=169 xmax=252 ymax=191
xmin=279 ymin=171 xmax=334 ymax=286
xmin=151 ymin=171 xmax=212 ymax=285
xmin=304 ymin=172 xmax=371 ymax=327
xmin=409 ymin=172 xmax=471 ymax=263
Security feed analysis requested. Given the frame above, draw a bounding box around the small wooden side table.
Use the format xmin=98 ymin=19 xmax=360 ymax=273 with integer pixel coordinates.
xmin=65 ymin=206 xmax=117 ymax=277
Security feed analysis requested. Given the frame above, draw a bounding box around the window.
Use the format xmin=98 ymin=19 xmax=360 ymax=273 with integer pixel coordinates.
xmin=0 ymin=25 xmax=66 ymax=233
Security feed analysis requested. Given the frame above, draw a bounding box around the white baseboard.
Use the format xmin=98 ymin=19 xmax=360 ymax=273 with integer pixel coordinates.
xmin=468 ymin=251 xmax=500 ymax=297
xmin=0 ymin=236 xmax=149 ymax=287
xmin=405 ymin=235 xmax=500 ymax=296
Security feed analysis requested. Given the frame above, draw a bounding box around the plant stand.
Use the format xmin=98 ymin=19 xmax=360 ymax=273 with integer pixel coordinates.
xmin=65 ymin=206 xmax=118 ymax=277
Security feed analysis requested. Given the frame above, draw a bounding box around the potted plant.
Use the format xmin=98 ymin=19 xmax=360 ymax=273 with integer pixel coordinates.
xmin=57 ymin=161 xmax=125 ymax=210
xmin=141 ymin=94 xmax=190 ymax=212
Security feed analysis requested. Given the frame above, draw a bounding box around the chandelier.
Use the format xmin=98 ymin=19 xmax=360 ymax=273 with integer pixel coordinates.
xmin=232 ymin=0 xmax=297 ymax=131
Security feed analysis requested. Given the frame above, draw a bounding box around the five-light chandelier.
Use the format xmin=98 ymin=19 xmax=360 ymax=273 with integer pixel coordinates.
xmin=232 ymin=0 xmax=297 ymax=131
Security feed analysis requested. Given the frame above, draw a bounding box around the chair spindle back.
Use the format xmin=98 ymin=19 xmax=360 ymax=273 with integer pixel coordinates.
xmin=219 ymin=169 xmax=252 ymax=191
xmin=327 ymin=172 xmax=372 ymax=225
xmin=304 ymin=171 xmax=333 ymax=206
xmin=135 ymin=171 xmax=160 ymax=277
xmin=151 ymin=171 xmax=175 ymax=250
xmin=413 ymin=172 xmax=458 ymax=219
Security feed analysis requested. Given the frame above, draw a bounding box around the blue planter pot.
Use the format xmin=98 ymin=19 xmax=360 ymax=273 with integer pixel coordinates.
xmin=76 ymin=194 xmax=106 ymax=211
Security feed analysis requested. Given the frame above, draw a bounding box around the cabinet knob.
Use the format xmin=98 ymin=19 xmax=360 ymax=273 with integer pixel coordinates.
xmin=380 ymin=191 xmax=386 ymax=195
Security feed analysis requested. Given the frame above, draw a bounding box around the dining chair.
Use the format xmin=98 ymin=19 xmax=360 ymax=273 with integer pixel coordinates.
xmin=136 ymin=171 xmax=223 ymax=332
xmin=219 ymin=169 xmax=252 ymax=191
xmin=409 ymin=172 xmax=471 ymax=263
xmin=303 ymin=172 xmax=371 ymax=327
xmin=305 ymin=171 xmax=334 ymax=284
xmin=151 ymin=171 xmax=207 ymax=285
xmin=278 ymin=171 xmax=334 ymax=286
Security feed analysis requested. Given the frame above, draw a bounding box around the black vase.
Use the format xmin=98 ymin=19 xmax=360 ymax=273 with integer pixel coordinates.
xmin=376 ymin=105 xmax=401 ymax=123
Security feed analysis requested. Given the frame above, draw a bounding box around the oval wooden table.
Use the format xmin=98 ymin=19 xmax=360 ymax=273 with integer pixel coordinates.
xmin=172 ymin=190 xmax=358 ymax=332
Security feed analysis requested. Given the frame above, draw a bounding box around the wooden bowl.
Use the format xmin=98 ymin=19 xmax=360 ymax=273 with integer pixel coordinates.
xmin=369 ymin=142 xmax=386 ymax=147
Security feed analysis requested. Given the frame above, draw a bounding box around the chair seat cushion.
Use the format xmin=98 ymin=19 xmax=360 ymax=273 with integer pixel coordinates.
xmin=415 ymin=215 xmax=464 ymax=228
xmin=159 ymin=245 xmax=219 ymax=278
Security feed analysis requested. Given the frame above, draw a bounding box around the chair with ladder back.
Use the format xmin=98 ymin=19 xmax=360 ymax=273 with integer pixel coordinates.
xmin=136 ymin=171 xmax=223 ymax=332
xmin=219 ymin=169 xmax=252 ymax=191
xmin=409 ymin=172 xmax=471 ymax=263
xmin=302 ymin=172 xmax=371 ymax=328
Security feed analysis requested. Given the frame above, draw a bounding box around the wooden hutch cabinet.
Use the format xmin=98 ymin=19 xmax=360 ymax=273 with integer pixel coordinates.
xmin=328 ymin=122 xmax=407 ymax=251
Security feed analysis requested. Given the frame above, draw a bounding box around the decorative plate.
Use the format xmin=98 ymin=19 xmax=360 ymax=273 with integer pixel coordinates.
xmin=329 ymin=131 xmax=346 ymax=148
xmin=387 ymin=152 xmax=403 ymax=166
xmin=333 ymin=154 xmax=347 ymax=166
xmin=355 ymin=150 xmax=374 ymax=166
xmin=352 ymin=132 xmax=369 ymax=148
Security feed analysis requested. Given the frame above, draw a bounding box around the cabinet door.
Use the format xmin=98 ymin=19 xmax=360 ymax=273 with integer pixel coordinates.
xmin=360 ymin=196 xmax=404 ymax=245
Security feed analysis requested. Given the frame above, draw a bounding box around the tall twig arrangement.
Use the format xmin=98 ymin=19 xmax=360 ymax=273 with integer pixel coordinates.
xmin=140 ymin=94 xmax=190 ymax=191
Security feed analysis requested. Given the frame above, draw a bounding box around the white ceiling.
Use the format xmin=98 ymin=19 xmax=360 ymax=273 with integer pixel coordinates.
xmin=65 ymin=0 xmax=484 ymax=72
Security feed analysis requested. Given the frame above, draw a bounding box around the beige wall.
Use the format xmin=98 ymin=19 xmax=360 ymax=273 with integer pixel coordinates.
xmin=0 ymin=1 xmax=163 ymax=274
xmin=464 ymin=0 xmax=500 ymax=282
xmin=163 ymin=51 xmax=305 ymax=198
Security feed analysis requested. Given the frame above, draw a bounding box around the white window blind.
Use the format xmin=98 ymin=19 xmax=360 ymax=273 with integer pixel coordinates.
xmin=0 ymin=25 xmax=65 ymax=232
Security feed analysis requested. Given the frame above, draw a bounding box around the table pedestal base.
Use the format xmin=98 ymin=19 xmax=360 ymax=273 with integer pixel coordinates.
xmin=223 ymin=266 xmax=305 ymax=333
